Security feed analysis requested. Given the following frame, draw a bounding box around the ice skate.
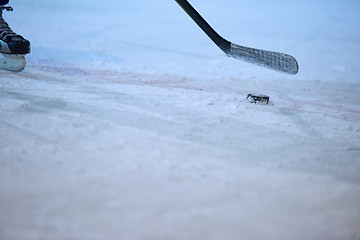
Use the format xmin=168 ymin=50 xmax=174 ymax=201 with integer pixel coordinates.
xmin=0 ymin=6 xmax=30 ymax=72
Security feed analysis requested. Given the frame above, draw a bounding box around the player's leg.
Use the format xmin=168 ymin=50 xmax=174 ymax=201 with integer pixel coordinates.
xmin=0 ymin=0 xmax=9 ymax=7
xmin=0 ymin=6 xmax=30 ymax=55
xmin=0 ymin=3 xmax=30 ymax=72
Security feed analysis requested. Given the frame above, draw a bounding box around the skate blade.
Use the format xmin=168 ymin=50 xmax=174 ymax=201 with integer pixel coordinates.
xmin=0 ymin=54 xmax=26 ymax=72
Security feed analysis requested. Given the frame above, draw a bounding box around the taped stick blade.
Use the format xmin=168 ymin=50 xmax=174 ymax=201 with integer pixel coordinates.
xmin=227 ymin=43 xmax=299 ymax=75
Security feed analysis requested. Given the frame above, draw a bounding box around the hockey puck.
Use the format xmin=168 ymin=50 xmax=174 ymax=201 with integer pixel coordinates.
xmin=247 ymin=94 xmax=270 ymax=104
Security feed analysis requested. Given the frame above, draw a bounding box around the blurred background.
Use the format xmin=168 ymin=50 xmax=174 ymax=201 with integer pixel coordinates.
xmin=8 ymin=0 xmax=360 ymax=82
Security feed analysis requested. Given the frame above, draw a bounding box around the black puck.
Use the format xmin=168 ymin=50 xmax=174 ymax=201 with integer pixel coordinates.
xmin=247 ymin=94 xmax=270 ymax=104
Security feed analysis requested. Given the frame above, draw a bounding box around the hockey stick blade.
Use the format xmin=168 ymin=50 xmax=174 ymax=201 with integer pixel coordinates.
xmin=176 ymin=0 xmax=299 ymax=75
xmin=227 ymin=43 xmax=299 ymax=75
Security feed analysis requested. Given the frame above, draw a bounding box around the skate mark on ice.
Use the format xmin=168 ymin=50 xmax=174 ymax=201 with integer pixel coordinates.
xmin=0 ymin=120 xmax=45 ymax=141
xmin=0 ymin=89 xmax=82 ymax=115
xmin=346 ymin=147 xmax=360 ymax=151
xmin=275 ymin=95 xmax=360 ymax=122
xmin=115 ymin=40 xmax=213 ymax=59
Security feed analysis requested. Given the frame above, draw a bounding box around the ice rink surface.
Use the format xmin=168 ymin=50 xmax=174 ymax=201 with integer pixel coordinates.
xmin=1 ymin=0 xmax=360 ymax=239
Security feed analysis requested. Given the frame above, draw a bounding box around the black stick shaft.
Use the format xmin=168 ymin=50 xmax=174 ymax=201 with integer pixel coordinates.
xmin=175 ymin=0 xmax=230 ymax=52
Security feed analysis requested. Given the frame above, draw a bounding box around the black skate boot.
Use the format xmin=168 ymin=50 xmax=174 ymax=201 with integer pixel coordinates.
xmin=0 ymin=6 xmax=30 ymax=72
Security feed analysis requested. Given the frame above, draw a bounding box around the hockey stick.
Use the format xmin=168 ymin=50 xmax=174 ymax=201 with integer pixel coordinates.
xmin=175 ymin=0 xmax=299 ymax=75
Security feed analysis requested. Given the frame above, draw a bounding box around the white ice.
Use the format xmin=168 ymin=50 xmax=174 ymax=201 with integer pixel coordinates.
xmin=1 ymin=0 xmax=360 ymax=239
